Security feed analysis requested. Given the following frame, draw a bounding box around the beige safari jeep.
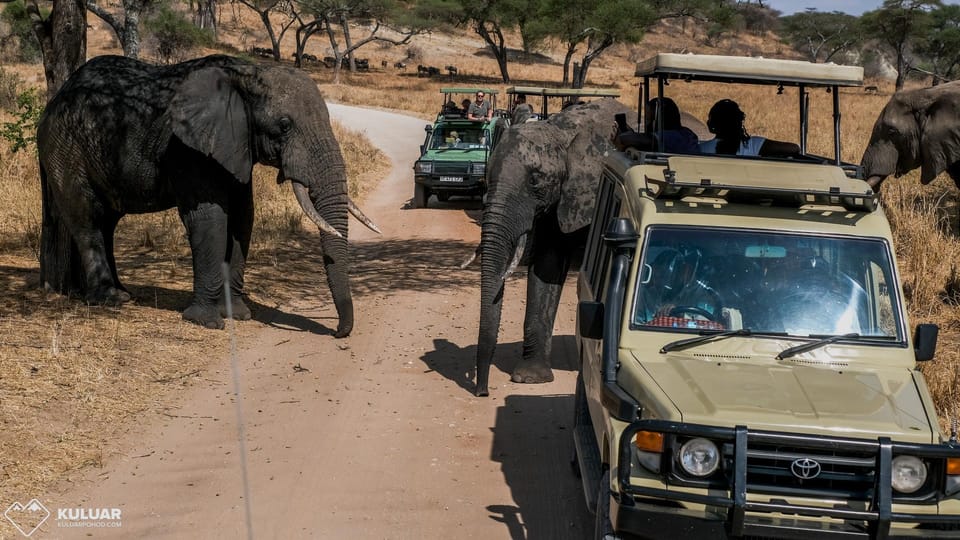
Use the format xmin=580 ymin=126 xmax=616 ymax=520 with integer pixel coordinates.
xmin=574 ymin=53 xmax=960 ymax=539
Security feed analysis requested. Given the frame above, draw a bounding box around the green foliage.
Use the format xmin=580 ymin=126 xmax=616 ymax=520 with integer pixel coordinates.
xmin=781 ymin=10 xmax=862 ymax=63
xmin=0 ymin=67 xmax=22 ymax=110
xmin=1 ymin=0 xmax=43 ymax=63
xmin=914 ymin=5 xmax=960 ymax=81
xmin=0 ymin=88 xmax=44 ymax=153
xmin=861 ymin=0 xmax=941 ymax=88
xmin=143 ymin=5 xmax=215 ymax=63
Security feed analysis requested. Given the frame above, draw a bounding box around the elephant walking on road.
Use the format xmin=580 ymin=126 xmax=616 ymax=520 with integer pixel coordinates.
xmin=861 ymin=80 xmax=960 ymax=190
xmin=37 ymin=54 xmax=379 ymax=334
xmin=474 ymin=98 xmax=633 ymax=396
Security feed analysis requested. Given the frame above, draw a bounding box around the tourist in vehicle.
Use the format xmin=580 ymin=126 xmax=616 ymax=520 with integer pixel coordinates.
xmin=460 ymin=98 xmax=472 ymax=116
xmin=512 ymin=94 xmax=534 ymax=124
xmin=467 ymin=91 xmax=493 ymax=121
xmin=699 ymin=98 xmax=800 ymax=157
xmin=442 ymin=99 xmax=461 ymax=117
xmin=613 ymin=97 xmax=700 ymax=154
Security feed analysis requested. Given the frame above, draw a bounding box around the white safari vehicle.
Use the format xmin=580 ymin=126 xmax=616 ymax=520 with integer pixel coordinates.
xmin=574 ymin=53 xmax=960 ymax=539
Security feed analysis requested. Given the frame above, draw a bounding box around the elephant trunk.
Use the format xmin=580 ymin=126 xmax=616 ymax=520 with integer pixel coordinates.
xmin=293 ymin=146 xmax=354 ymax=338
xmin=475 ymin=199 xmax=532 ymax=396
xmin=861 ymin=136 xmax=898 ymax=191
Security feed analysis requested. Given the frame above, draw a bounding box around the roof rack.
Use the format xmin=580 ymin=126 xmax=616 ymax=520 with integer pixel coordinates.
xmin=634 ymin=53 xmax=863 ymax=87
xmin=643 ymin=156 xmax=877 ymax=212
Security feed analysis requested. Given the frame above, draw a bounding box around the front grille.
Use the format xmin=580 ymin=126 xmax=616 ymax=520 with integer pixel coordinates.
xmin=433 ymin=162 xmax=471 ymax=175
xmin=738 ymin=443 xmax=876 ymax=499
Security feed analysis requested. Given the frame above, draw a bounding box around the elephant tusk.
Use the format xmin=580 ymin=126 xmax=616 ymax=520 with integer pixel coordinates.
xmin=866 ymin=175 xmax=885 ymax=190
xmin=348 ymin=198 xmax=382 ymax=234
xmin=501 ymin=235 xmax=526 ymax=282
xmin=460 ymin=246 xmax=480 ymax=269
xmin=292 ymin=182 xmax=343 ymax=238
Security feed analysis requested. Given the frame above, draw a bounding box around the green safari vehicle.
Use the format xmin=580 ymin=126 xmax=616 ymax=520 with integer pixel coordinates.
xmin=412 ymin=88 xmax=502 ymax=208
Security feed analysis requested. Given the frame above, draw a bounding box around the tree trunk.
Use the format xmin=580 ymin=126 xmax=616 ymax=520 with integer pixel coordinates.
xmin=31 ymin=0 xmax=87 ymax=100
xmin=340 ymin=14 xmax=355 ymax=72
xmin=474 ymin=21 xmax=510 ymax=83
xmin=30 ymin=0 xmax=88 ymax=295
xmin=562 ymin=43 xmax=576 ymax=86
xmin=195 ymin=0 xmax=216 ymax=37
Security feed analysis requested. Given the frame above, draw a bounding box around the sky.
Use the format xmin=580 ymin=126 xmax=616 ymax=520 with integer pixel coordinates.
xmin=766 ymin=0 xmax=960 ymax=16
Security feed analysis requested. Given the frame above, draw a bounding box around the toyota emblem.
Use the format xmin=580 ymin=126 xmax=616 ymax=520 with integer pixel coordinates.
xmin=791 ymin=458 xmax=822 ymax=480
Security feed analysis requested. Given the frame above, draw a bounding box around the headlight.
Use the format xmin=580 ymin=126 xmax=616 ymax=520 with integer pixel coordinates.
xmin=415 ymin=161 xmax=432 ymax=174
xmin=471 ymin=162 xmax=485 ymax=175
xmin=678 ymin=438 xmax=719 ymax=477
xmin=891 ymin=455 xmax=927 ymax=493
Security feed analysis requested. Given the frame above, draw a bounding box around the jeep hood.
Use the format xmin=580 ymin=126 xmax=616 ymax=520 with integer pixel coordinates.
xmin=636 ymin=353 xmax=935 ymax=443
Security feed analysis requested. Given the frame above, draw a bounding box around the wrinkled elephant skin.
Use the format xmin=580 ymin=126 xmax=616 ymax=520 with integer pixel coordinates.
xmin=36 ymin=54 xmax=370 ymax=335
xmin=861 ymin=80 xmax=960 ymax=190
xmin=475 ymin=99 xmax=634 ymax=396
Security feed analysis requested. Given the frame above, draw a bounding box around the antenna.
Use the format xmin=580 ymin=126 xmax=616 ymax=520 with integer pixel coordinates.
xmin=223 ymin=263 xmax=255 ymax=540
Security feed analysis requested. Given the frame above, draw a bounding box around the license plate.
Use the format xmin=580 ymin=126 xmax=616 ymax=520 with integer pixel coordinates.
xmin=439 ymin=176 xmax=464 ymax=183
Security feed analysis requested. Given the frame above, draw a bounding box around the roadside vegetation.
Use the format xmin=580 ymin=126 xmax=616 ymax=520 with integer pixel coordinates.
xmin=1 ymin=0 xmax=959 ymax=527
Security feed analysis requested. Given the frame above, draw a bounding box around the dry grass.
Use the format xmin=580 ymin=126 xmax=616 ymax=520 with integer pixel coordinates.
xmin=2 ymin=14 xmax=960 ymax=524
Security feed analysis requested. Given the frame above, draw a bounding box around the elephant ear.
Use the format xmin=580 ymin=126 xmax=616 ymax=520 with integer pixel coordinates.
xmin=919 ymin=96 xmax=960 ymax=185
xmin=558 ymin=128 xmax=611 ymax=233
xmin=170 ymin=67 xmax=253 ymax=184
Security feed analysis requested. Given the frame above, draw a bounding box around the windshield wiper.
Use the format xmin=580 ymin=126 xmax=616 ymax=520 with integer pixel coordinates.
xmin=776 ymin=333 xmax=860 ymax=360
xmin=660 ymin=328 xmax=753 ymax=354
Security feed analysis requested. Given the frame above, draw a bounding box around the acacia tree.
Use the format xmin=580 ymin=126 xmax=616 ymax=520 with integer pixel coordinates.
xmin=85 ymin=0 xmax=159 ymax=59
xmin=0 ymin=0 xmax=87 ymax=294
xmin=861 ymin=0 xmax=940 ymax=90
xmin=235 ymin=0 xmax=299 ymax=60
xmin=914 ymin=4 xmax=960 ymax=84
xmin=295 ymin=0 xmax=430 ymax=82
xmin=781 ymin=9 xmax=862 ymax=63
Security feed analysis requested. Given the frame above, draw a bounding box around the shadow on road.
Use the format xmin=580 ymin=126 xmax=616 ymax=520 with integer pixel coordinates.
xmin=0 ymin=235 xmax=486 ymax=334
xmin=420 ymin=336 xmax=580 ymax=397
xmin=488 ymin=393 xmax=593 ymax=539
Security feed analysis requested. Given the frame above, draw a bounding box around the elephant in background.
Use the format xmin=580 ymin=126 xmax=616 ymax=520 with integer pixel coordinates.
xmin=474 ymin=98 xmax=634 ymax=397
xmin=37 ymin=54 xmax=379 ymax=334
xmin=861 ymin=80 xmax=960 ymax=190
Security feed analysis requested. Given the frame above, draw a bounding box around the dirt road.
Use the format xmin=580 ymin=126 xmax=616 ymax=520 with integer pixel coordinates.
xmin=46 ymin=104 xmax=592 ymax=539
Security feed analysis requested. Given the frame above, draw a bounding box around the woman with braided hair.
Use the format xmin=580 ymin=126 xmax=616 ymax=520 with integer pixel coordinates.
xmin=699 ymin=98 xmax=800 ymax=157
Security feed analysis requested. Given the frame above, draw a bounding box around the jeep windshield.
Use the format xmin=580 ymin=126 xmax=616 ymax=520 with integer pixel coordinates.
xmin=428 ymin=125 xmax=490 ymax=151
xmin=632 ymin=226 xmax=904 ymax=340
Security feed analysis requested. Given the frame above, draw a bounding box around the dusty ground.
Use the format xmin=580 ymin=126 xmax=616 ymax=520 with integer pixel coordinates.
xmin=29 ymin=104 xmax=592 ymax=539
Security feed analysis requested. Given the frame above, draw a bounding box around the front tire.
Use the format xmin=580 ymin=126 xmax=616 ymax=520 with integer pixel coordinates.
xmin=595 ymin=468 xmax=620 ymax=540
xmin=414 ymin=184 xmax=429 ymax=208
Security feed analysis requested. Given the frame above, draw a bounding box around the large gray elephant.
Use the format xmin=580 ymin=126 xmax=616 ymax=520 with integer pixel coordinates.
xmin=474 ymin=98 xmax=633 ymax=396
xmin=861 ymin=80 xmax=960 ymax=190
xmin=37 ymin=54 xmax=378 ymax=334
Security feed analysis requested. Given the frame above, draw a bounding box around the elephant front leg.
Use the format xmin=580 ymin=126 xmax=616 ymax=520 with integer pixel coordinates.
xmin=512 ymin=243 xmax=571 ymax=385
xmin=181 ymin=203 xmax=229 ymax=329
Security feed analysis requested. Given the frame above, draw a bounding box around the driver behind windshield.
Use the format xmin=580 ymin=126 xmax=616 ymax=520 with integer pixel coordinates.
xmin=637 ymin=246 xmax=724 ymax=330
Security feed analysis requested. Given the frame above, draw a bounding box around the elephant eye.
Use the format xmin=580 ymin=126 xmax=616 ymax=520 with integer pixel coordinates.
xmin=278 ymin=116 xmax=293 ymax=133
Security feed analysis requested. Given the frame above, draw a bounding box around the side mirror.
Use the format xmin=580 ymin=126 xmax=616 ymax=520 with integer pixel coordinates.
xmin=424 ymin=124 xmax=433 ymax=132
xmin=914 ymin=323 xmax=939 ymax=361
xmin=578 ymin=301 xmax=604 ymax=340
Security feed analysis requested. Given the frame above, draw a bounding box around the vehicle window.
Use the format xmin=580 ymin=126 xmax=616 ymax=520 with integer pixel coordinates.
xmin=429 ymin=126 xmax=490 ymax=150
xmin=582 ymin=171 xmax=622 ymax=299
xmin=631 ymin=226 xmax=903 ymax=339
